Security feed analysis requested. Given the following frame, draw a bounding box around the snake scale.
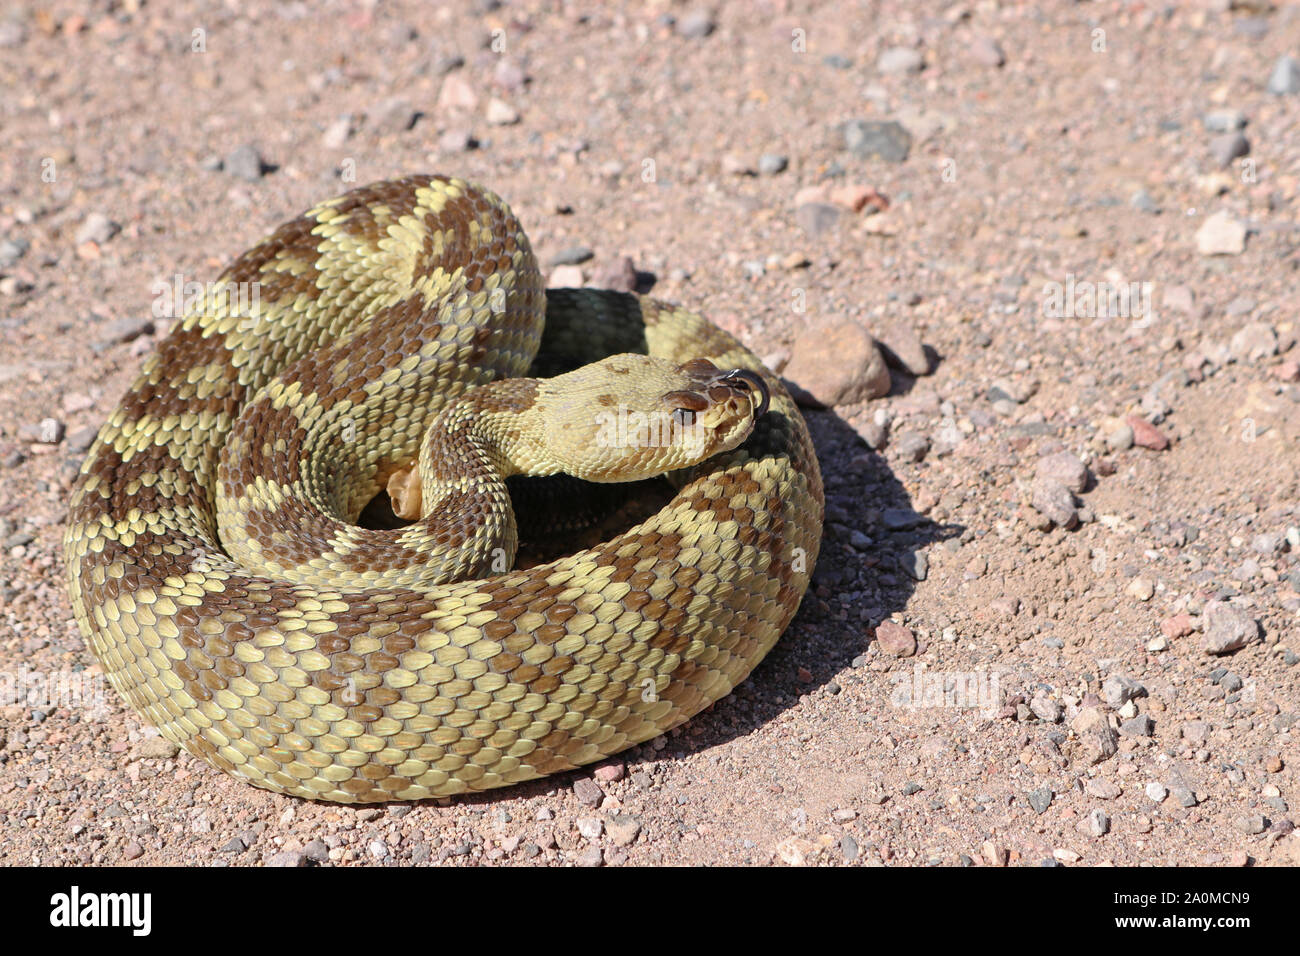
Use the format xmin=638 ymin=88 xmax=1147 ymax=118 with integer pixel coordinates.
xmin=63 ymin=175 xmax=824 ymax=802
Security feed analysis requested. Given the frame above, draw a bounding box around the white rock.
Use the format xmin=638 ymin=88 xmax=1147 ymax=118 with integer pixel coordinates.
xmin=1195 ymin=211 xmax=1247 ymax=256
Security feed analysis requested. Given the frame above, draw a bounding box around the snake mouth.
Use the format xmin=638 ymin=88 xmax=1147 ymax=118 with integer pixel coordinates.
xmin=717 ymin=368 xmax=770 ymax=419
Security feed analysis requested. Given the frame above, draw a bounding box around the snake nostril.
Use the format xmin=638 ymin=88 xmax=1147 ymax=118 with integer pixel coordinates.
xmin=716 ymin=368 xmax=770 ymax=418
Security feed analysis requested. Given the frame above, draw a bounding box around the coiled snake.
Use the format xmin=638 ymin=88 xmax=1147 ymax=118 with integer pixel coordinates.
xmin=64 ymin=176 xmax=823 ymax=802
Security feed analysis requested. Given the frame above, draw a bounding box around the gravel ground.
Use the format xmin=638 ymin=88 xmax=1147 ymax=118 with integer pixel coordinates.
xmin=1 ymin=0 xmax=1299 ymax=867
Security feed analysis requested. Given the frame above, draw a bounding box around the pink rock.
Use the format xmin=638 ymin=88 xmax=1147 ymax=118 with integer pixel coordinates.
xmin=593 ymin=763 xmax=625 ymax=783
xmin=437 ymin=73 xmax=479 ymax=111
xmin=1160 ymin=613 xmax=1195 ymax=639
xmin=782 ymin=319 xmax=891 ymax=407
xmin=990 ymin=597 xmax=1022 ymax=618
xmin=874 ymin=621 xmax=916 ymax=657
xmin=548 ymin=264 xmax=585 ymax=288
xmin=1126 ymin=415 xmax=1169 ymax=451
xmin=793 ymin=185 xmax=830 ymax=206
xmin=830 ymin=184 xmax=889 ymax=214
xmin=1271 ymin=360 xmax=1300 ymax=383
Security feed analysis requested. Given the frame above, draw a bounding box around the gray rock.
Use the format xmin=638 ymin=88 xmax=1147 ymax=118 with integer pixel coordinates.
xmin=1229 ymin=322 xmax=1278 ymax=362
xmin=591 ymin=256 xmax=637 ymax=293
xmin=1252 ymin=533 xmax=1284 ymax=555
xmin=1233 ymin=814 xmax=1266 ymax=835
xmin=758 ymin=153 xmax=788 ymax=176
xmin=1102 ymin=675 xmax=1147 ymax=709
xmin=75 ymin=213 xmax=120 ymax=247
xmin=0 ymin=238 xmax=30 ymax=269
xmin=437 ymin=129 xmax=476 ymax=153
xmin=267 ymin=850 xmax=307 ymax=867
xmin=303 ymin=840 xmax=330 ymax=864
xmin=225 ymin=144 xmax=267 ymax=181
xmin=1268 ymin=55 xmax=1300 ymax=95
xmin=573 ymin=777 xmax=604 ymax=807
xmin=898 ymin=551 xmax=928 ymax=581
xmin=1031 ymin=477 xmax=1078 ymax=529
xmin=1030 ymin=694 xmax=1062 ymax=723
xmin=0 ymin=20 xmax=26 ymax=48
xmin=876 ymin=321 xmax=930 ymax=376
xmin=676 ymin=11 xmax=715 ymax=39
xmin=840 ymin=834 xmax=859 ymax=861
xmin=493 ymin=58 xmax=527 ymax=92
xmin=1210 ymin=132 xmax=1250 ymax=168
xmin=1083 ymin=809 xmax=1110 ymax=836
xmin=96 ymin=316 xmax=154 ymax=347
xmin=369 ymin=98 xmax=418 ymax=133
xmin=1170 ymin=786 xmax=1198 ymax=807
xmin=842 ymin=120 xmax=912 ymax=163
xmin=1203 ymin=109 xmax=1247 ymax=132
xmin=795 ymin=202 xmax=842 ymax=238
xmin=1105 ymin=423 xmax=1134 ymax=451
xmin=1182 ymin=720 xmax=1211 ymax=747
xmin=894 ymin=431 xmax=930 ymax=463
xmin=1036 ymin=450 xmax=1088 ymax=493
xmin=1130 ymin=189 xmax=1160 ymax=214
xmin=18 ymin=419 xmax=63 ymax=444
xmin=1202 ymin=602 xmax=1261 ymax=655
xmin=430 ymin=53 xmax=465 ymax=76
xmin=1120 ymin=714 xmax=1155 ymax=737
xmin=65 ymin=425 xmax=99 ymax=455
xmin=1145 ymin=782 xmax=1168 ymax=802
xmin=219 ymin=836 xmax=248 ymax=853
xmin=969 ymin=36 xmax=1005 ymax=68
xmin=550 ymin=246 xmax=595 ymax=267
xmin=881 ymin=508 xmax=922 ymax=531
xmin=1027 ymin=787 xmax=1053 ymax=814
xmin=605 ymin=812 xmax=641 ymax=847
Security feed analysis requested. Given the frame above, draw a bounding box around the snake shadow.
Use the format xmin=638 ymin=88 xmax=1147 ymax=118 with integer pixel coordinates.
xmin=437 ymin=292 xmax=963 ymax=806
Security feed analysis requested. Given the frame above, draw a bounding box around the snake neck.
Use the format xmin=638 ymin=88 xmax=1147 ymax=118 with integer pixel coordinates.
xmin=413 ymin=378 xmax=548 ymax=576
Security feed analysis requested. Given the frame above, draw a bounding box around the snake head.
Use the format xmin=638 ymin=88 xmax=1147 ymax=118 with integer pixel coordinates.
xmin=536 ymin=353 xmax=770 ymax=482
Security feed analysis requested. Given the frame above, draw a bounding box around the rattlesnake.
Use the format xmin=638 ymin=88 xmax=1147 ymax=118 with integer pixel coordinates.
xmin=63 ymin=175 xmax=823 ymax=802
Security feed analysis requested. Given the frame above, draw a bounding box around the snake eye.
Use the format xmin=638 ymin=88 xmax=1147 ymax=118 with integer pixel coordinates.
xmin=661 ymin=390 xmax=709 ymax=413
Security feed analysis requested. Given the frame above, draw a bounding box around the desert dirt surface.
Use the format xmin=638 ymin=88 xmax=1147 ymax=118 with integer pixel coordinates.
xmin=1 ymin=0 xmax=1299 ymax=868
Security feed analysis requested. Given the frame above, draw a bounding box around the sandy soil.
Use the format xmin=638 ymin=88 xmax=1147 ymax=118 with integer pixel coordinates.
xmin=1 ymin=0 xmax=1298 ymax=867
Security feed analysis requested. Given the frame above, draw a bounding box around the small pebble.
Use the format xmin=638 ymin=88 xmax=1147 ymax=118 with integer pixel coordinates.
xmin=225 ymin=143 xmax=267 ymax=181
